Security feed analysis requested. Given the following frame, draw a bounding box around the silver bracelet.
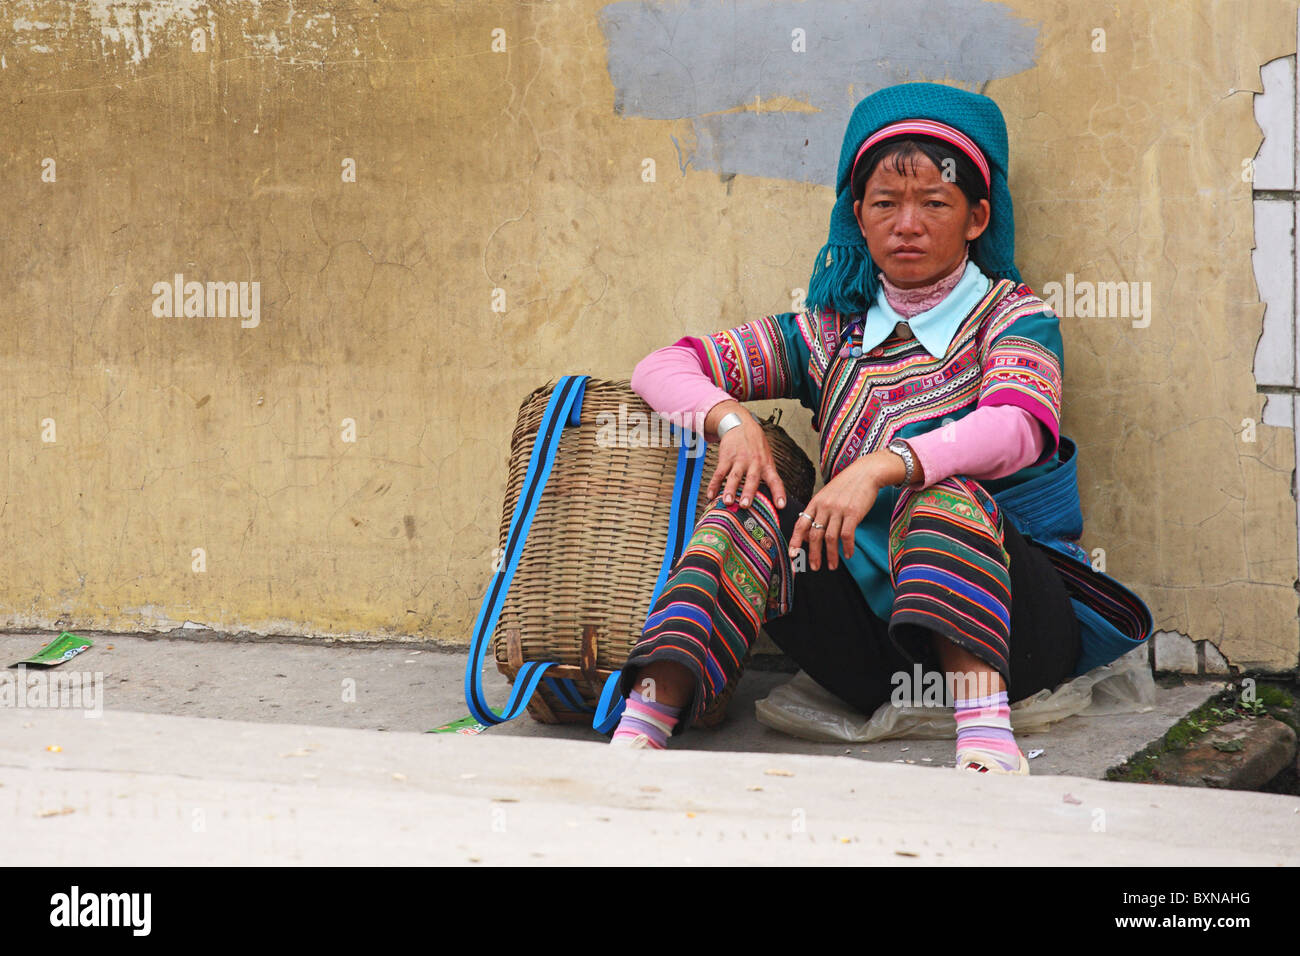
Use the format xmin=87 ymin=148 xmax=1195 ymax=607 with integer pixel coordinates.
xmin=716 ymin=411 xmax=746 ymax=439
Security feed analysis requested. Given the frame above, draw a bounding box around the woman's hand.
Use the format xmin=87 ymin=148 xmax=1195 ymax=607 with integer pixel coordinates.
xmin=704 ymin=401 xmax=788 ymax=510
xmin=787 ymin=450 xmax=910 ymax=571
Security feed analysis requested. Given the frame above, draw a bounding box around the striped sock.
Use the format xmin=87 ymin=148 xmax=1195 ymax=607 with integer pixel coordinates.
xmin=610 ymin=689 xmax=682 ymax=749
xmin=954 ymin=690 xmax=1021 ymax=771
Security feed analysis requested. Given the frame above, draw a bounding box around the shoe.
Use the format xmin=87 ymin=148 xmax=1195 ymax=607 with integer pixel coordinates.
xmin=956 ymin=747 xmax=1029 ymax=775
xmin=609 ymin=733 xmax=653 ymax=749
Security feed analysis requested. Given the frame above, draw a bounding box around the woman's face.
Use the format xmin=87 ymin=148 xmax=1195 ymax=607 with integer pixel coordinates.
xmin=852 ymin=151 xmax=990 ymax=289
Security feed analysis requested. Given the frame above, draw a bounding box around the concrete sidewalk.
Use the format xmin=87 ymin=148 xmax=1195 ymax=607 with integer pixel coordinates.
xmin=2 ymin=706 xmax=1296 ymax=865
xmin=1 ymin=630 xmax=1295 ymax=865
xmin=0 ymin=631 xmax=1232 ymax=777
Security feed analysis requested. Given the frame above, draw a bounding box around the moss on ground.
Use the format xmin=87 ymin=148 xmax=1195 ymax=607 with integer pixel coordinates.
xmin=1106 ymin=679 xmax=1298 ymax=785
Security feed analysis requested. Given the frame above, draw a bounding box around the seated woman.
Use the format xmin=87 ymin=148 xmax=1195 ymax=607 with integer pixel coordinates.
xmin=608 ymin=81 xmax=1150 ymax=774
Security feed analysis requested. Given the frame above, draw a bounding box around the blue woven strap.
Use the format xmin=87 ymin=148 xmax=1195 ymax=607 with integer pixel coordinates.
xmin=546 ymin=676 xmax=594 ymax=713
xmin=463 ymin=375 xmax=587 ymax=725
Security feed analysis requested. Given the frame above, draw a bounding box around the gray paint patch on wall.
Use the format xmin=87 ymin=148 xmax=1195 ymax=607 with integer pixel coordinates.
xmin=598 ymin=0 xmax=1039 ymax=185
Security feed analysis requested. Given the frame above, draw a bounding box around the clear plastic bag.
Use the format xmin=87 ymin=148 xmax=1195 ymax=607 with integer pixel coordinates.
xmin=753 ymin=645 xmax=1156 ymax=743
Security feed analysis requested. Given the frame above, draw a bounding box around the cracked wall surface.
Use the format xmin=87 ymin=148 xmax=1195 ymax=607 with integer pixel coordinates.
xmin=0 ymin=0 xmax=1297 ymax=671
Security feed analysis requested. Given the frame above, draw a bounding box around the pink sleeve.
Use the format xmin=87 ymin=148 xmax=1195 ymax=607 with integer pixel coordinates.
xmin=630 ymin=336 xmax=737 ymax=424
xmin=904 ymin=405 xmax=1047 ymax=489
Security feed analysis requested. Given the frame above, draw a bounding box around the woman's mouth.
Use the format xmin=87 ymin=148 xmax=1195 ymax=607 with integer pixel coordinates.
xmin=893 ymin=248 xmax=925 ymax=259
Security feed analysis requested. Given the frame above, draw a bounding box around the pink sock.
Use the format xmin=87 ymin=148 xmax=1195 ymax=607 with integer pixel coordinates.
xmin=611 ymin=689 xmax=682 ymax=749
xmin=955 ymin=690 xmax=1022 ymax=771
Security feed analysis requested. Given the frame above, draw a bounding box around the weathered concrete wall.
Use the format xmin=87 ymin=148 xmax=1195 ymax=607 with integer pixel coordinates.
xmin=0 ymin=0 xmax=1296 ymax=671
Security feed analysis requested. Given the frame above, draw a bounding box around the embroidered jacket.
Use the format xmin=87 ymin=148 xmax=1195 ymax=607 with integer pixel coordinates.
xmin=681 ymin=275 xmax=1152 ymax=672
xmin=692 ymin=277 xmax=1060 ymax=484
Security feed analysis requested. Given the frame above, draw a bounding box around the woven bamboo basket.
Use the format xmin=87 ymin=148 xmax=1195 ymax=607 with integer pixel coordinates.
xmin=491 ymin=377 xmax=816 ymax=728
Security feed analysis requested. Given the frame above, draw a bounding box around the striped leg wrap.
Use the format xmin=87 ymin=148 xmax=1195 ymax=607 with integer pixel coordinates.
xmin=887 ymin=476 xmax=1013 ymax=679
xmin=620 ymin=486 xmax=793 ymax=730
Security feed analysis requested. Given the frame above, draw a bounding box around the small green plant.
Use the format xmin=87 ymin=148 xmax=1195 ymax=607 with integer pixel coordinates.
xmin=1238 ymin=696 xmax=1268 ymax=718
xmin=1184 ymin=716 xmax=1213 ymax=735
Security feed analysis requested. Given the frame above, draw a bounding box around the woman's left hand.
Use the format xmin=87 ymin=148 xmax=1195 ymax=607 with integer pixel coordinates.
xmin=787 ymin=451 xmax=906 ymax=571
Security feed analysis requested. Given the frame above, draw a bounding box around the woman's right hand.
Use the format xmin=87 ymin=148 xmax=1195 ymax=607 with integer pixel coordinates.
xmin=704 ymin=401 xmax=788 ymax=510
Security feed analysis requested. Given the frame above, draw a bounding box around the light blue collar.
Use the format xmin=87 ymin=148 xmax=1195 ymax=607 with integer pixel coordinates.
xmin=857 ymin=259 xmax=991 ymax=359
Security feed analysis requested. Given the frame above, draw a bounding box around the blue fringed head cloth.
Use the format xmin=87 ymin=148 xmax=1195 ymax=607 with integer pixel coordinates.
xmin=806 ymin=82 xmax=1024 ymax=317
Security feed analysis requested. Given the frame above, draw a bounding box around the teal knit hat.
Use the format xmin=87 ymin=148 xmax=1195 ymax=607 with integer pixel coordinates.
xmin=806 ymin=82 xmax=1023 ymax=317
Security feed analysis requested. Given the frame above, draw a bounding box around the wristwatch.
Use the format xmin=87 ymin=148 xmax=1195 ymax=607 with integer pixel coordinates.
xmin=716 ymin=410 xmax=749 ymax=439
xmin=886 ymin=438 xmax=916 ymax=486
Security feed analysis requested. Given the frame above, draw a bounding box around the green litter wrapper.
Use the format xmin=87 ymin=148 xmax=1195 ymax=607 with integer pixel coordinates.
xmin=428 ymin=715 xmax=487 ymax=735
xmin=12 ymin=632 xmax=93 ymax=668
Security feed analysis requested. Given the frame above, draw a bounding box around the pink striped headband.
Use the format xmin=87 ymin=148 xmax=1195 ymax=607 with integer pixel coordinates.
xmin=851 ymin=118 xmax=991 ymax=191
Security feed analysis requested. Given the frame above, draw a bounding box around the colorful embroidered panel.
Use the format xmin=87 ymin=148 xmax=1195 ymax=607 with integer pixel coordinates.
xmin=974 ymin=288 xmax=1064 ymax=464
xmin=692 ymin=311 xmax=817 ymax=412
xmin=812 ymin=280 xmax=1016 ymax=480
xmin=688 ymin=280 xmax=1063 ymax=483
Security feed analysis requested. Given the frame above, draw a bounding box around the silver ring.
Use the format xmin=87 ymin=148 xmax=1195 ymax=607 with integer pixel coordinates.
xmin=797 ymin=512 xmax=812 ymax=521
xmin=811 ymin=522 xmax=825 ymax=530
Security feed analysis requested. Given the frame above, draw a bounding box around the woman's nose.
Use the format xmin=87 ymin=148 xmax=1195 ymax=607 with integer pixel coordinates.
xmin=894 ymin=202 xmax=922 ymax=234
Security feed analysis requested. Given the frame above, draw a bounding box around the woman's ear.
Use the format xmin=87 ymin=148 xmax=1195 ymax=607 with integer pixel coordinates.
xmin=965 ymin=198 xmax=991 ymax=242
